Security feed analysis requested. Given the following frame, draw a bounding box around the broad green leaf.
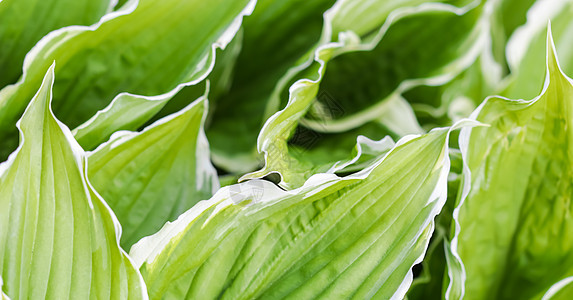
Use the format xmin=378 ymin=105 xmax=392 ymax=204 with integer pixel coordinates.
xmin=72 ymin=91 xmax=178 ymax=151
xmin=447 ymin=29 xmax=573 ymax=300
xmin=502 ymin=0 xmax=573 ymax=99
xmin=384 ymin=0 xmax=537 ymax=132
xmin=87 ymin=91 xmax=219 ymax=249
xmin=130 ymin=123 xmax=467 ymax=299
xmin=301 ymin=1 xmax=484 ymax=131
xmin=102 ymin=27 xmax=244 ymax=144
xmin=0 ymin=65 xmax=147 ymax=299
xmin=243 ymin=0 xmax=483 ymax=189
xmin=278 ymin=99 xmax=424 ymax=183
xmin=488 ymin=0 xmax=538 ymax=72
xmin=205 ymin=0 xmax=336 ymax=173
xmin=0 ymin=0 xmax=256 ymax=159
xmin=0 ymin=0 xmax=111 ymax=88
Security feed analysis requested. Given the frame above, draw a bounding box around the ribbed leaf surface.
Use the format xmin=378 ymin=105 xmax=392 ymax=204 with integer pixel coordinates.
xmin=0 ymin=65 xmax=147 ymax=299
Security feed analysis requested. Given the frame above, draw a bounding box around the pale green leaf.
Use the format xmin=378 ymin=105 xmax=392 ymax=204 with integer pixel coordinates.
xmin=0 ymin=0 xmax=111 ymax=87
xmin=0 ymin=65 xmax=147 ymax=299
xmin=447 ymin=28 xmax=573 ymax=300
xmin=243 ymin=0 xmax=483 ymax=189
xmin=489 ymin=0 xmax=538 ymax=71
xmin=75 ymin=26 xmax=245 ymax=152
xmin=129 ymin=124 xmax=464 ymax=299
xmin=394 ymin=0 xmax=537 ymax=130
xmin=301 ymin=0 xmax=483 ymax=131
xmin=87 ymin=91 xmax=219 ymax=249
xmin=503 ymin=0 xmax=573 ymax=99
xmin=0 ymin=0 xmax=256 ymax=158
xmin=72 ymin=91 xmax=175 ymax=151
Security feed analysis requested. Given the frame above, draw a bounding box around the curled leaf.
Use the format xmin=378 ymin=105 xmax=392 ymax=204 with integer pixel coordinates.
xmin=447 ymin=27 xmax=573 ymax=300
xmin=88 ymin=90 xmax=219 ymax=249
xmin=0 ymin=65 xmax=147 ymax=299
xmin=130 ymin=124 xmax=462 ymax=299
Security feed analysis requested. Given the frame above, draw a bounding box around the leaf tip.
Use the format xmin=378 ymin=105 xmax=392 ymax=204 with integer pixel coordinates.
xmin=545 ymin=22 xmax=562 ymax=76
xmin=18 ymin=62 xmax=57 ymax=131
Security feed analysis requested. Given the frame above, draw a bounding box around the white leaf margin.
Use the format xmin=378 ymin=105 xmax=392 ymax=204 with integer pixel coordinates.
xmin=0 ymin=63 xmax=149 ymax=299
xmin=244 ymin=0 xmax=485 ymax=188
xmin=87 ymin=82 xmax=220 ymax=197
xmin=0 ymin=0 xmax=257 ymax=147
xmin=72 ymin=0 xmax=257 ymax=144
xmin=131 ymin=119 xmax=478 ymax=298
xmin=446 ymin=24 xmax=573 ymax=300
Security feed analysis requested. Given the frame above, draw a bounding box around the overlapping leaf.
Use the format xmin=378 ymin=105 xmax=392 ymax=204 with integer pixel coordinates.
xmin=243 ymin=0 xmax=485 ymax=188
xmin=447 ymin=29 xmax=573 ymax=300
xmin=406 ymin=150 xmax=464 ymax=300
xmin=502 ymin=0 xmax=573 ymax=99
xmin=88 ymin=91 xmax=219 ymax=249
xmin=129 ymin=123 xmax=469 ymax=299
xmin=301 ymin=0 xmax=483 ymax=132
xmin=0 ymin=65 xmax=147 ymax=299
xmin=0 ymin=0 xmax=111 ymax=88
xmin=0 ymin=0 xmax=256 ymax=159
xmin=205 ymin=0 xmax=337 ymax=173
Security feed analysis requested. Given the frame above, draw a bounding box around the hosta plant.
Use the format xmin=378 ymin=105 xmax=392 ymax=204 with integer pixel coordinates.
xmin=1 ymin=0 xmax=573 ymax=299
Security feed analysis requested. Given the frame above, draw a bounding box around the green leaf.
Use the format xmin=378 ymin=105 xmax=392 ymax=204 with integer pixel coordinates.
xmin=77 ymin=23 xmax=245 ymax=152
xmin=72 ymin=91 xmax=176 ymax=151
xmin=0 ymin=65 xmax=147 ymax=299
xmin=243 ymin=0 xmax=482 ymax=189
xmin=447 ymin=28 xmax=573 ymax=300
xmin=205 ymin=0 xmax=336 ymax=173
xmin=87 ymin=90 xmax=219 ymax=249
xmin=129 ymin=123 xmax=464 ymax=299
xmin=301 ymin=1 xmax=484 ymax=131
xmin=502 ymin=0 xmax=573 ymax=100
xmin=488 ymin=0 xmax=537 ymax=72
xmin=0 ymin=0 xmax=256 ymax=158
xmin=0 ymin=0 xmax=111 ymax=88
xmin=392 ymin=0 xmax=537 ymax=131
